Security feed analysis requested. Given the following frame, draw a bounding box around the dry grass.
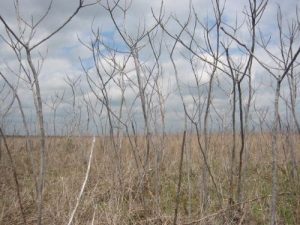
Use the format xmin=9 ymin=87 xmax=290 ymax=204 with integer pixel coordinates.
xmin=0 ymin=133 xmax=299 ymax=224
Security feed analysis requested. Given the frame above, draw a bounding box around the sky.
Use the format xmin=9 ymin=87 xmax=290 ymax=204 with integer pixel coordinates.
xmin=0 ymin=0 xmax=299 ymax=135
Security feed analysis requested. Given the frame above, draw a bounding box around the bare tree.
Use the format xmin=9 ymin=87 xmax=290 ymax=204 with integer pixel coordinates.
xmin=0 ymin=1 xmax=98 ymax=224
xmin=223 ymin=4 xmax=300 ymax=224
xmin=165 ymin=9 xmax=223 ymax=209
xmin=221 ymin=0 xmax=268 ymax=208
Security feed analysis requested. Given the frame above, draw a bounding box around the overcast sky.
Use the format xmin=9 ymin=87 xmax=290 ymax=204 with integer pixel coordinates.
xmin=0 ymin=0 xmax=299 ymax=134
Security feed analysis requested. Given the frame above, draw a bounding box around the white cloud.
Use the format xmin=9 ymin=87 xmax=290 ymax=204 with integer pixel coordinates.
xmin=0 ymin=0 xmax=300 ymax=134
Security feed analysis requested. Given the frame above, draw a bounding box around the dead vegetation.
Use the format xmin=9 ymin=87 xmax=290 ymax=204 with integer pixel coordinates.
xmin=1 ymin=134 xmax=299 ymax=224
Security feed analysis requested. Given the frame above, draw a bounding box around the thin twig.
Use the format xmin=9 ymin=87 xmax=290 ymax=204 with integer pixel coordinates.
xmin=173 ymin=130 xmax=187 ymax=225
xmin=0 ymin=127 xmax=27 ymax=225
xmin=67 ymin=136 xmax=96 ymax=225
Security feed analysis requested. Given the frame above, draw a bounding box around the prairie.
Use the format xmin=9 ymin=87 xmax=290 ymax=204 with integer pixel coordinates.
xmin=0 ymin=133 xmax=299 ymax=224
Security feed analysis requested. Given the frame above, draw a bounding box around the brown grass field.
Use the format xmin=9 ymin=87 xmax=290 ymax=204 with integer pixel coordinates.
xmin=0 ymin=133 xmax=299 ymax=224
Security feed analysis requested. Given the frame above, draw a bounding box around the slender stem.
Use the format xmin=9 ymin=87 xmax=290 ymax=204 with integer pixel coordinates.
xmin=173 ymin=131 xmax=186 ymax=225
xmin=26 ymin=48 xmax=46 ymax=225
xmin=67 ymin=136 xmax=96 ymax=225
xmin=0 ymin=127 xmax=27 ymax=225
xmin=237 ymin=81 xmax=245 ymax=204
xmin=271 ymin=80 xmax=280 ymax=225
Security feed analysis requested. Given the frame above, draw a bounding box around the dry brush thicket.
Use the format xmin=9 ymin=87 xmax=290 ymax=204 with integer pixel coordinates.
xmin=0 ymin=0 xmax=300 ymax=224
